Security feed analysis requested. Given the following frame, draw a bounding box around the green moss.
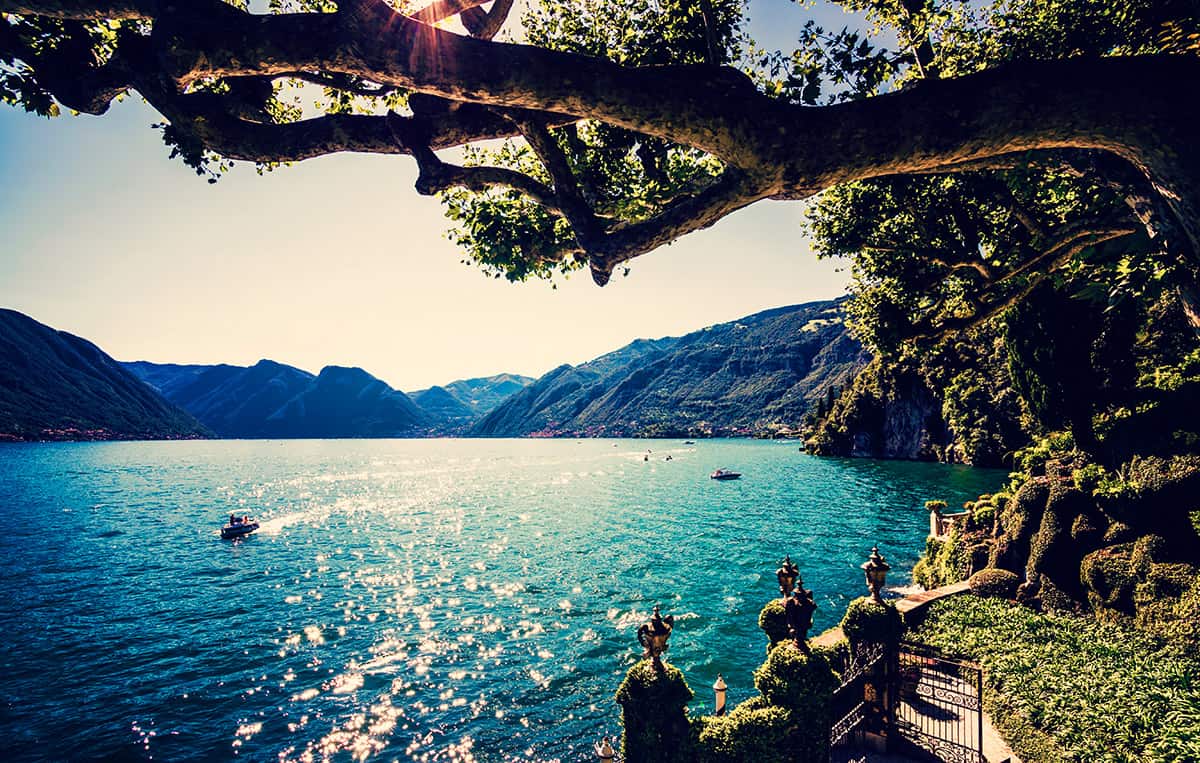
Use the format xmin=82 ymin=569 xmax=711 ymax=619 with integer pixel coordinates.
xmin=968 ymin=568 xmax=1020 ymax=598
xmin=839 ymin=597 xmax=905 ymax=647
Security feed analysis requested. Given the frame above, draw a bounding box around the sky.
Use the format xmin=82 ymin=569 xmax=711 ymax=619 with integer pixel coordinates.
xmin=0 ymin=0 xmax=866 ymax=391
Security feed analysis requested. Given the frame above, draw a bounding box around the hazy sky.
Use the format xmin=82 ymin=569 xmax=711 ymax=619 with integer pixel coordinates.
xmin=0 ymin=0 xmax=864 ymax=390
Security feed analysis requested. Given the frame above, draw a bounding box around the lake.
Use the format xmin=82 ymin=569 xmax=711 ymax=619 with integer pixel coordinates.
xmin=0 ymin=439 xmax=1003 ymax=761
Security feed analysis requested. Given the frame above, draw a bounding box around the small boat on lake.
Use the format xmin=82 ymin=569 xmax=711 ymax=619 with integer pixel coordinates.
xmin=684 ymin=441 xmax=696 ymax=445
xmin=710 ymin=469 xmax=742 ymax=480
xmin=221 ymin=514 xmax=259 ymax=540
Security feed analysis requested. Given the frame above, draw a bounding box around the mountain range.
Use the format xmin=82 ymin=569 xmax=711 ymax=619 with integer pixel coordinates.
xmin=0 ymin=308 xmax=207 ymax=441
xmin=123 ymin=361 xmax=529 ymax=438
xmin=472 ymin=300 xmax=867 ymax=437
xmin=1 ymin=299 xmax=866 ymax=441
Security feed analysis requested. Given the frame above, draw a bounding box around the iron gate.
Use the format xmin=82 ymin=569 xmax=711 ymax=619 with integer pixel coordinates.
xmin=893 ymin=642 xmax=984 ymax=763
xmin=828 ymin=642 xmax=885 ymax=750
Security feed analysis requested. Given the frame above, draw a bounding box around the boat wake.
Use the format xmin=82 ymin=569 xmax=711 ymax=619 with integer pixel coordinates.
xmin=256 ymin=511 xmax=314 ymax=535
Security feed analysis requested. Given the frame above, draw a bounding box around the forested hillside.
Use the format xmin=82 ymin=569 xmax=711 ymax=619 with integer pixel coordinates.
xmin=0 ymin=310 xmax=208 ymax=441
xmin=473 ymin=300 xmax=867 ymax=437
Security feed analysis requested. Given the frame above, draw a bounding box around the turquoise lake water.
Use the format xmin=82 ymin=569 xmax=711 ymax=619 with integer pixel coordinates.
xmin=0 ymin=439 xmax=1003 ymax=761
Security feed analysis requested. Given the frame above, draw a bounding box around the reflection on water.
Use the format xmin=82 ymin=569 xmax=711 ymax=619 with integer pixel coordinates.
xmin=0 ymin=439 xmax=1003 ymax=761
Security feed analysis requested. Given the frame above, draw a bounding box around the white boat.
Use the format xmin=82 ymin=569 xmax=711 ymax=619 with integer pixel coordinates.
xmin=221 ymin=515 xmax=259 ymax=539
xmin=710 ymin=469 xmax=742 ymax=480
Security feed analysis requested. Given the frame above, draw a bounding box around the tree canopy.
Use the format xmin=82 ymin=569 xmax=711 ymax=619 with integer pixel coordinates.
xmin=1 ymin=0 xmax=1197 ymax=292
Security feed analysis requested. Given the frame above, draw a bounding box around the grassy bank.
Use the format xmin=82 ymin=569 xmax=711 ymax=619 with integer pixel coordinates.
xmin=908 ymin=595 xmax=1200 ymax=762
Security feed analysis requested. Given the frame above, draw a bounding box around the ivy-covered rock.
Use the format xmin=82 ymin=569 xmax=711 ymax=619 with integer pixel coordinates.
xmin=616 ymin=660 xmax=694 ymax=763
xmin=839 ymin=597 xmax=905 ymax=647
xmin=968 ymin=568 xmax=1021 ymax=599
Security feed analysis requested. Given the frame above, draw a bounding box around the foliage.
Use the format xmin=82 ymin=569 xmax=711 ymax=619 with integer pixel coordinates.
xmin=758 ymin=599 xmax=789 ymax=649
xmin=913 ymin=528 xmax=977 ymax=589
xmin=838 ymin=597 xmax=905 ymax=646
xmin=753 ymin=641 xmax=839 ymax=708
xmin=691 ymin=698 xmax=795 ymax=763
xmin=690 ymin=643 xmax=837 ymax=763
xmin=615 ymin=660 xmax=694 ymax=763
xmin=967 ymin=568 xmax=1020 ymax=598
xmin=807 ymin=322 xmax=1029 ymax=466
xmin=909 ymin=595 xmax=1200 ymax=762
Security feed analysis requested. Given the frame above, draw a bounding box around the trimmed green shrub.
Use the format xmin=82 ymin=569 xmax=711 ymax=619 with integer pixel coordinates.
xmin=839 ymin=597 xmax=905 ymax=647
xmin=925 ymin=499 xmax=948 ymax=513
xmin=616 ymin=660 xmax=694 ymax=763
xmin=692 ymin=699 xmax=793 ymax=763
xmin=732 ymin=642 xmax=838 ymax=762
xmin=968 ymin=568 xmax=1020 ymax=599
xmin=753 ymin=640 xmax=839 ymax=708
xmin=758 ymin=599 xmax=789 ymax=649
xmin=1080 ymin=544 xmax=1138 ymax=614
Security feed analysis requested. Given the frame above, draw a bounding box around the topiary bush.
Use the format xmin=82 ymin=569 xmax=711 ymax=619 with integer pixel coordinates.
xmin=758 ymin=599 xmax=789 ymax=650
xmin=616 ymin=660 xmax=694 ymax=763
xmin=753 ymin=640 xmax=839 ymax=708
xmin=968 ymin=568 xmax=1020 ymax=599
xmin=1080 ymin=544 xmax=1138 ymax=615
xmin=839 ymin=597 xmax=905 ymax=647
xmin=691 ymin=698 xmax=793 ymax=763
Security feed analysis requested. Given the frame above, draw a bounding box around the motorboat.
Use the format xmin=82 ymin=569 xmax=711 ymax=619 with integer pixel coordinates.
xmin=221 ymin=514 xmax=259 ymax=539
xmin=710 ymin=469 xmax=742 ymax=480
xmin=684 ymin=441 xmax=696 ymax=445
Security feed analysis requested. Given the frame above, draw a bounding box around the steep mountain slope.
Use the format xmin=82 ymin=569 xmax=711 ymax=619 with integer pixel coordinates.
xmin=127 ymin=360 xmax=429 ymax=438
xmin=471 ymin=301 xmax=867 ymax=437
xmin=0 ymin=309 xmax=208 ymax=441
xmin=263 ymin=365 xmax=428 ymax=438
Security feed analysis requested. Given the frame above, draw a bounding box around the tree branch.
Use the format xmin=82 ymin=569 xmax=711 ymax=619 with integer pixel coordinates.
xmin=509 ymin=115 xmax=600 ymax=241
xmin=461 ymin=0 xmax=513 ymax=40
xmin=388 ymin=110 xmax=562 ymax=212
xmin=588 ymin=169 xmax=767 ymax=284
xmin=908 ymin=226 xmax=1138 ymax=341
